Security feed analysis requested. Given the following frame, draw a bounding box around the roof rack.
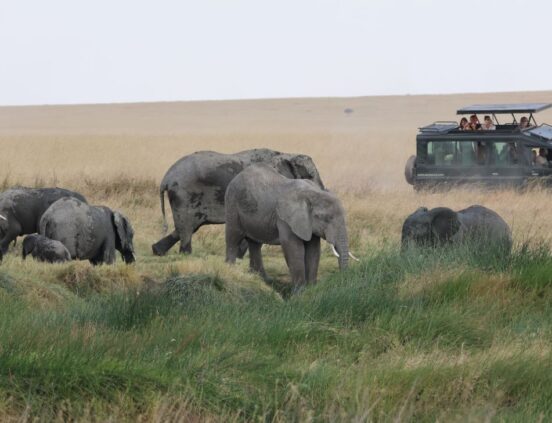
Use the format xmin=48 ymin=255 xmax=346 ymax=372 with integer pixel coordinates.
xmin=457 ymin=103 xmax=552 ymax=114
xmin=419 ymin=121 xmax=458 ymax=133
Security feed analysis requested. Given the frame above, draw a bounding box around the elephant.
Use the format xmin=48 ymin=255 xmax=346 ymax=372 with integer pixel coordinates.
xmin=225 ymin=164 xmax=355 ymax=290
xmin=40 ymin=197 xmax=135 ymax=265
xmin=0 ymin=187 xmax=87 ymax=260
xmin=151 ymin=148 xmax=325 ymax=256
xmin=22 ymin=234 xmax=71 ymax=263
xmin=401 ymin=205 xmax=512 ymax=252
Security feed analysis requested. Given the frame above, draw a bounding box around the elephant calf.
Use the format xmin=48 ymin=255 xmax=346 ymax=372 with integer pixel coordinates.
xmin=225 ymin=164 xmax=354 ymax=290
xmin=401 ymin=205 xmax=512 ymax=252
xmin=0 ymin=187 xmax=87 ymax=256
xmin=40 ymin=198 xmax=135 ymax=265
xmin=22 ymin=234 xmax=71 ymax=263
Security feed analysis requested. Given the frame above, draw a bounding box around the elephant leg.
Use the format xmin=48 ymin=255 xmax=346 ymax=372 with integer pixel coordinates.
xmin=247 ymin=240 xmax=267 ymax=279
xmin=237 ymin=239 xmax=249 ymax=258
xmin=225 ymin=224 xmax=245 ymax=264
xmin=152 ymin=231 xmax=179 ymax=256
xmin=304 ymin=236 xmax=321 ymax=284
xmin=280 ymin=238 xmax=307 ymax=288
xmin=0 ymin=224 xmax=21 ymax=255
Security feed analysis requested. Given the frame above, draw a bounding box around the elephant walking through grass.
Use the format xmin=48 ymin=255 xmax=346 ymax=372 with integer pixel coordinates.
xmin=151 ymin=149 xmax=324 ymax=256
xmin=225 ymin=164 xmax=353 ymax=290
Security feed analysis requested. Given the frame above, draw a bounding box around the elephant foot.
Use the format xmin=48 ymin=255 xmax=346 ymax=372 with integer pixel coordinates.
xmin=152 ymin=233 xmax=179 ymax=256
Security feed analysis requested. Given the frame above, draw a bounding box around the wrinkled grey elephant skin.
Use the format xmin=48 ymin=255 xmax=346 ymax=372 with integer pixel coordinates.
xmin=151 ymin=148 xmax=325 ymax=256
xmin=22 ymin=234 xmax=71 ymax=263
xmin=401 ymin=205 xmax=512 ymax=252
xmin=0 ymin=187 xmax=87 ymax=260
xmin=225 ymin=164 xmax=349 ymax=291
xmin=40 ymin=197 xmax=135 ymax=265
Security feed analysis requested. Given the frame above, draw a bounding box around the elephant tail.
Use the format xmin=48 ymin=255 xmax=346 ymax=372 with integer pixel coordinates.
xmin=160 ymin=185 xmax=168 ymax=233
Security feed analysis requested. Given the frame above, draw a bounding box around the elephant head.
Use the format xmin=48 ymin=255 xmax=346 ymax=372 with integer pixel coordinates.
xmin=113 ymin=212 xmax=136 ymax=263
xmin=271 ymin=154 xmax=325 ymax=190
xmin=277 ymin=189 xmax=350 ymax=270
xmin=401 ymin=207 xmax=461 ymax=248
xmin=21 ymin=234 xmax=38 ymax=260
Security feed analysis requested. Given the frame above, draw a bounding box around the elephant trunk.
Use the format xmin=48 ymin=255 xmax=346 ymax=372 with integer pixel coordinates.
xmin=328 ymin=220 xmax=349 ymax=271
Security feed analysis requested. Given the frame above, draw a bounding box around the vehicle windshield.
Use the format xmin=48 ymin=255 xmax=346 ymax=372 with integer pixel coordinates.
xmin=418 ymin=140 xmax=531 ymax=166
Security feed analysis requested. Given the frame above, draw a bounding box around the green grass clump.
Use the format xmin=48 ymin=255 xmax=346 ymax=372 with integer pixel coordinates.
xmin=0 ymin=243 xmax=551 ymax=421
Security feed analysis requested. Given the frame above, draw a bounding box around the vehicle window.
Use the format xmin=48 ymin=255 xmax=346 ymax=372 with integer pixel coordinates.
xmin=494 ymin=142 xmax=520 ymax=165
xmin=424 ymin=141 xmax=478 ymax=166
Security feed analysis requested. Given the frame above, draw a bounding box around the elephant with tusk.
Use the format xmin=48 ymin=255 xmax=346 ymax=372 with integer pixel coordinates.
xmin=0 ymin=187 xmax=87 ymax=260
xmin=225 ymin=164 xmax=356 ymax=291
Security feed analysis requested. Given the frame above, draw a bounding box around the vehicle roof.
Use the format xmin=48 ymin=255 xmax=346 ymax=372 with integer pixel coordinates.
xmin=457 ymin=103 xmax=552 ymax=114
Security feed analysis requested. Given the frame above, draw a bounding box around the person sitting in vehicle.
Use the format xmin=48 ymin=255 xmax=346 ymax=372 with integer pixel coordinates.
xmin=469 ymin=114 xmax=481 ymax=130
xmin=475 ymin=141 xmax=487 ymax=164
xmin=459 ymin=117 xmax=470 ymax=130
xmin=535 ymin=148 xmax=548 ymax=167
xmin=519 ymin=117 xmax=532 ymax=129
xmin=482 ymin=115 xmax=496 ymax=130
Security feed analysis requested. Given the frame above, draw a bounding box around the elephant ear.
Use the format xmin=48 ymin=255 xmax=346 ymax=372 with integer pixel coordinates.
xmin=429 ymin=207 xmax=460 ymax=243
xmin=276 ymin=195 xmax=313 ymax=241
xmin=270 ymin=156 xmax=295 ymax=179
xmin=113 ymin=212 xmax=135 ymax=253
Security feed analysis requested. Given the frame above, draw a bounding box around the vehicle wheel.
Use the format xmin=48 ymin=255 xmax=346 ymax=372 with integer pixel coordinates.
xmin=404 ymin=155 xmax=417 ymax=185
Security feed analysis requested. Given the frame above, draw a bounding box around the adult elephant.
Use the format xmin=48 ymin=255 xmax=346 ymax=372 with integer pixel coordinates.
xmin=151 ymin=148 xmax=325 ymax=256
xmin=40 ymin=197 xmax=135 ymax=265
xmin=401 ymin=205 xmax=512 ymax=252
xmin=225 ymin=164 xmax=356 ymax=290
xmin=0 ymin=187 xmax=87 ymax=260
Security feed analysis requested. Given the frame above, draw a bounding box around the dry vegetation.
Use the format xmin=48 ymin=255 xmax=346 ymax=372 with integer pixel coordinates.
xmin=1 ymin=91 xmax=552 ymax=420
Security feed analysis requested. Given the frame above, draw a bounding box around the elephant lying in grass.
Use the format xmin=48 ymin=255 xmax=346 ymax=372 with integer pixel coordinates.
xmin=40 ymin=197 xmax=135 ymax=265
xmin=22 ymin=234 xmax=71 ymax=263
xmin=0 ymin=187 xmax=87 ymax=261
xmin=151 ymin=148 xmax=324 ymax=256
xmin=225 ymin=164 xmax=356 ymax=290
xmin=401 ymin=205 xmax=512 ymax=252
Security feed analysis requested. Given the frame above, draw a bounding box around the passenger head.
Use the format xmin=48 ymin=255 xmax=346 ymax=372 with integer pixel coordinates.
xmin=520 ymin=117 xmax=529 ymax=128
xmin=484 ymin=115 xmax=492 ymax=124
xmin=470 ymin=114 xmax=479 ymax=123
xmin=460 ymin=117 xmax=469 ymax=129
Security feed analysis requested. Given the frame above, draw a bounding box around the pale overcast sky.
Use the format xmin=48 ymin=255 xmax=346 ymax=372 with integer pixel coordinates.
xmin=1 ymin=0 xmax=550 ymax=105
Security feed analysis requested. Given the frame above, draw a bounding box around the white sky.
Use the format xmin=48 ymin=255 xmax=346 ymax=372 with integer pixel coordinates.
xmin=1 ymin=0 xmax=551 ymax=105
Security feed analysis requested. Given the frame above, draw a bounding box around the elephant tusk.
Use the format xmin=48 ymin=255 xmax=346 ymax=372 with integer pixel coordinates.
xmin=331 ymin=244 xmax=340 ymax=258
xmin=348 ymin=252 xmax=360 ymax=262
xmin=0 ymin=214 xmax=6 ymax=221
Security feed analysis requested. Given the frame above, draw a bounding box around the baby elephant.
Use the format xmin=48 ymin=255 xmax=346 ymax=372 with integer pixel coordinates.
xmin=22 ymin=234 xmax=71 ymax=263
xmin=225 ymin=164 xmax=355 ymax=290
xmin=402 ymin=205 xmax=512 ymax=252
xmin=40 ymin=197 xmax=135 ymax=265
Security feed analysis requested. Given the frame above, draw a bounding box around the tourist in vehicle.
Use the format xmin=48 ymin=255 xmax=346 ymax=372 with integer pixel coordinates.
xmin=482 ymin=115 xmax=496 ymax=130
xmin=469 ymin=114 xmax=481 ymax=130
xmin=475 ymin=141 xmax=487 ymax=164
xmin=536 ymin=148 xmax=548 ymax=167
xmin=459 ymin=117 xmax=470 ymax=131
xmin=519 ymin=117 xmax=532 ymax=129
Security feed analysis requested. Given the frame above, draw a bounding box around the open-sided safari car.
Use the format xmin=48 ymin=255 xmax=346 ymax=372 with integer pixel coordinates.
xmin=405 ymin=103 xmax=552 ymax=189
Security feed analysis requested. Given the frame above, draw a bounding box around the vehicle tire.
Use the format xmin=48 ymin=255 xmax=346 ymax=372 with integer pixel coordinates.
xmin=404 ymin=155 xmax=417 ymax=185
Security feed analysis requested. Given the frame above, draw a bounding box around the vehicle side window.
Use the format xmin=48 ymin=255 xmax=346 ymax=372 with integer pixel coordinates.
xmin=425 ymin=141 xmax=477 ymax=166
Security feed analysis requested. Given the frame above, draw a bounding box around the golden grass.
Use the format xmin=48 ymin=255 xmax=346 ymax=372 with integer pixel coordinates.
xmin=2 ymin=91 xmax=552 ymax=289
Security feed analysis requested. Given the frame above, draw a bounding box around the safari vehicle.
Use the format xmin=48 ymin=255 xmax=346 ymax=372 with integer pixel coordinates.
xmin=404 ymin=103 xmax=552 ymax=189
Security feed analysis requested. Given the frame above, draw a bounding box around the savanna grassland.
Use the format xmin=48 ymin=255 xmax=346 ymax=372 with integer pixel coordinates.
xmin=1 ymin=92 xmax=552 ymax=421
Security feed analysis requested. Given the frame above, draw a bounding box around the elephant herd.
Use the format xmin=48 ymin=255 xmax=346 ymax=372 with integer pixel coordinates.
xmin=0 ymin=148 xmax=513 ymax=291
